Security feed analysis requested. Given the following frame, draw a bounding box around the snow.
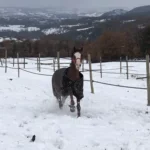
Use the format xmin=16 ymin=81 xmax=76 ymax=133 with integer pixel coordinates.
xmin=42 ymin=28 xmax=68 ymax=35
xmin=0 ymin=58 xmax=150 ymax=150
xmin=93 ymin=19 xmax=106 ymax=23
xmin=104 ymin=9 xmax=127 ymax=17
xmin=123 ymin=20 xmax=136 ymax=23
xmin=15 ymin=12 xmax=27 ymax=16
xmin=138 ymin=24 xmax=145 ymax=29
xmin=0 ymin=37 xmax=17 ymax=42
xmin=0 ymin=37 xmax=4 ymax=42
xmin=0 ymin=25 xmax=25 ymax=32
xmin=77 ymin=27 xmax=94 ymax=31
xmin=60 ymin=23 xmax=85 ymax=28
xmin=110 ymin=9 xmax=127 ymax=16
xmin=78 ymin=12 xmax=104 ymax=17
xmin=26 ymin=27 xmax=40 ymax=32
xmin=0 ymin=25 xmax=40 ymax=32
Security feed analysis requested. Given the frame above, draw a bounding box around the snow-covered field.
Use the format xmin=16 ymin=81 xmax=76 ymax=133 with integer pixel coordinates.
xmin=42 ymin=28 xmax=68 ymax=35
xmin=77 ymin=27 xmax=94 ymax=31
xmin=0 ymin=58 xmax=150 ymax=150
xmin=0 ymin=25 xmax=40 ymax=32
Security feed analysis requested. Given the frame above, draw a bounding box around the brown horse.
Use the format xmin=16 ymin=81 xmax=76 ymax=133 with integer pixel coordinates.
xmin=52 ymin=47 xmax=84 ymax=117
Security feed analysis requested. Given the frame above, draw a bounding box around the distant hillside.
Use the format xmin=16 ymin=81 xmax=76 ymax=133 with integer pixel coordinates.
xmin=125 ymin=5 xmax=150 ymax=18
xmin=128 ymin=5 xmax=150 ymax=13
xmin=101 ymin=9 xmax=127 ymax=18
xmin=0 ymin=6 xmax=150 ymax=41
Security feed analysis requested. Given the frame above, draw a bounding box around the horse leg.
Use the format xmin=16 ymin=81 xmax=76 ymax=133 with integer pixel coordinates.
xmin=77 ymin=99 xmax=81 ymax=117
xmin=53 ymin=86 xmax=62 ymax=109
xmin=58 ymin=99 xmax=63 ymax=109
xmin=61 ymin=96 xmax=67 ymax=106
xmin=56 ymin=95 xmax=63 ymax=109
xmin=69 ymin=94 xmax=75 ymax=112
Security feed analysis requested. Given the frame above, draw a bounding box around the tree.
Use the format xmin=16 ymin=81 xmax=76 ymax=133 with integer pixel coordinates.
xmin=139 ymin=25 xmax=150 ymax=55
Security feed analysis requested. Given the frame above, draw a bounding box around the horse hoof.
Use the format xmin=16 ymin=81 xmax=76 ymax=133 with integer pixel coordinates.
xmin=70 ymin=108 xmax=75 ymax=112
xmin=77 ymin=113 xmax=80 ymax=117
xmin=59 ymin=101 xmax=63 ymax=109
xmin=69 ymin=105 xmax=75 ymax=112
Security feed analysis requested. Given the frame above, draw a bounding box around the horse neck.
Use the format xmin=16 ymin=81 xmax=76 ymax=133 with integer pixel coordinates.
xmin=67 ymin=62 xmax=80 ymax=80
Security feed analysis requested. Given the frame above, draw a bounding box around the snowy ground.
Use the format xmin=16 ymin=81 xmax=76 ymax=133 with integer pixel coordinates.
xmin=0 ymin=58 xmax=150 ymax=150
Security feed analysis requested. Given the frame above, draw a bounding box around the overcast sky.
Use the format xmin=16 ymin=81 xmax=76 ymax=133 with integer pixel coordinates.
xmin=0 ymin=0 xmax=150 ymax=10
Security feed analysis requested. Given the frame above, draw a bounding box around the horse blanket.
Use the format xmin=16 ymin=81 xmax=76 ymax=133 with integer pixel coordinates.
xmin=52 ymin=67 xmax=84 ymax=100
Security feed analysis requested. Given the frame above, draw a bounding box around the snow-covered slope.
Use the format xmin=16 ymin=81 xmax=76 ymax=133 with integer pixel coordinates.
xmin=102 ymin=9 xmax=127 ymax=17
xmin=0 ymin=58 xmax=150 ymax=149
xmin=0 ymin=25 xmax=40 ymax=32
xmin=0 ymin=7 xmax=104 ymax=19
xmin=42 ymin=28 xmax=68 ymax=35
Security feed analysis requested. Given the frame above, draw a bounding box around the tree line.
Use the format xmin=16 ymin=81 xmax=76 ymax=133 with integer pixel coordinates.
xmin=0 ymin=25 xmax=150 ymax=62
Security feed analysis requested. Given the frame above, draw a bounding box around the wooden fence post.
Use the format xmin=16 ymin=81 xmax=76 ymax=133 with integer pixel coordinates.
xmin=82 ymin=59 xmax=84 ymax=72
xmin=126 ymin=56 xmax=129 ymax=79
xmin=39 ymin=53 xmax=41 ymax=72
xmin=120 ymin=57 xmax=122 ymax=74
xmin=17 ymin=53 xmax=20 ymax=78
xmin=100 ymin=56 xmax=102 ymax=78
xmin=57 ymin=51 xmax=60 ymax=69
xmin=24 ymin=57 xmax=25 ymax=68
xmin=5 ymin=49 xmax=7 ymax=73
xmin=88 ymin=54 xmax=94 ymax=93
xmin=146 ymin=55 xmax=150 ymax=106
xmin=53 ymin=58 xmax=55 ymax=72
xmin=13 ymin=56 xmax=15 ymax=67
xmin=0 ymin=58 xmax=3 ymax=66
xmin=37 ymin=57 xmax=39 ymax=71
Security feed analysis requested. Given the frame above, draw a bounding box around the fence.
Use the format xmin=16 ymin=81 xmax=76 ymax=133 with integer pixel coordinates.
xmin=0 ymin=50 xmax=150 ymax=106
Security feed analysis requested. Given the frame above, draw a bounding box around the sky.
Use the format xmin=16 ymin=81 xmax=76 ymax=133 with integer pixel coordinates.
xmin=0 ymin=0 xmax=150 ymax=11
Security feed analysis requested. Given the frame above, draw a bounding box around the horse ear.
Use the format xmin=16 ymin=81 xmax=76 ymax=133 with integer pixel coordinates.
xmin=80 ymin=47 xmax=83 ymax=52
xmin=73 ymin=46 xmax=76 ymax=52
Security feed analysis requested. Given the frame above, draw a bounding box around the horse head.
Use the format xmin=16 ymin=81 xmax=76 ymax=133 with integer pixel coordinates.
xmin=71 ymin=47 xmax=83 ymax=70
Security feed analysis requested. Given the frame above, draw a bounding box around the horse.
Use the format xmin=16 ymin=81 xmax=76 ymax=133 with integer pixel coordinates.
xmin=52 ymin=47 xmax=84 ymax=117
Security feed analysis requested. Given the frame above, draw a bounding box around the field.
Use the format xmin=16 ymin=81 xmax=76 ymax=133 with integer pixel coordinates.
xmin=0 ymin=57 xmax=150 ymax=150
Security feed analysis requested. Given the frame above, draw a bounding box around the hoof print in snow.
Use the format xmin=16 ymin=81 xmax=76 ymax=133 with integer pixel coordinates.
xmin=145 ymin=111 xmax=149 ymax=114
xmin=56 ymin=129 xmax=63 ymax=135
xmin=30 ymin=135 xmax=36 ymax=142
xmin=26 ymin=128 xmax=30 ymax=132
xmin=34 ymin=115 xmax=38 ymax=118
xmin=19 ymin=124 xmax=24 ymax=128
xmin=2 ymin=132 xmax=6 ymax=136
xmin=23 ymin=121 xmax=28 ymax=125
xmin=53 ymin=139 xmax=64 ymax=149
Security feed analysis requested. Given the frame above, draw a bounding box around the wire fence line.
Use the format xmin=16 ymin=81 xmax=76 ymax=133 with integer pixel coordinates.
xmin=93 ymin=80 xmax=147 ymax=90
xmin=1 ymin=64 xmax=148 ymax=90
xmin=0 ymin=53 xmax=148 ymax=92
xmin=1 ymin=63 xmax=147 ymax=91
xmin=84 ymin=69 xmax=146 ymax=76
xmin=7 ymin=66 xmax=19 ymax=70
xmin=1 ymin=51 xmax=150 ymax=105
xmin=20 ymin=68 xmax=53 ymax=76
xmin=25 ymin=58 xmax=54 ymax=61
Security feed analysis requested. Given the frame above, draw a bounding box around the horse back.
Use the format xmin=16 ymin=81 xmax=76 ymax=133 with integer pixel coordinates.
xmin=52 ymin=68 xmax=67 ymax=94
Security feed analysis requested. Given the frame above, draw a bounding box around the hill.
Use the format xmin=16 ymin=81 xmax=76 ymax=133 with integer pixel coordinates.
xmin=0 ymin=6 xmax=150 ymax=41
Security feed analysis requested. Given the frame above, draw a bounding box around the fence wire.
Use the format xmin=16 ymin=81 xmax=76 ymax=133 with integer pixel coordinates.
xmin=7 ymin=66 xmax=18 ymax=70
xmin=25 ymin=58 xmax=53 ymax=61
xmin=0 ymin=57 xmax=148 ymax=91
xmin=20 ymin=68 xmax=52 ymax=76
xmin=93 ymin=80 xmax=147 ymax=90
